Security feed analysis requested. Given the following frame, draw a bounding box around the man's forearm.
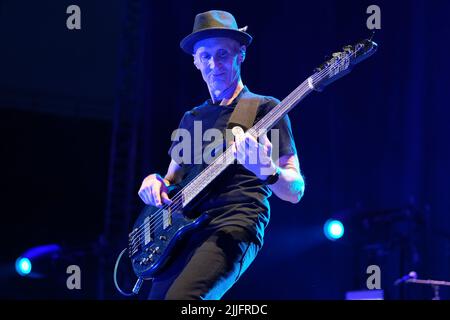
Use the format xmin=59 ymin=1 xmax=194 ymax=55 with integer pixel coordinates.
xmin=268 ymin=167 xmax=305 ymax=204
xmin=164 ymin=160 xmax=185 ymax=185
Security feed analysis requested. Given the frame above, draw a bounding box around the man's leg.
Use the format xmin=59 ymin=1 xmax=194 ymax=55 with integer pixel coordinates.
xmin=148 ymin=226 xmax=260 ymax=300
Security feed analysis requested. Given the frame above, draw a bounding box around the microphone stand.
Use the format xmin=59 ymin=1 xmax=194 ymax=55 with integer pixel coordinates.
xmin=406 ymin=278 xmax=450 ymax=300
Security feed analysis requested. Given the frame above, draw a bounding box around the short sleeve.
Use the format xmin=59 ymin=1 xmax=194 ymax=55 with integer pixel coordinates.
xmin=168 ymin=111 xmax=193 ymax=166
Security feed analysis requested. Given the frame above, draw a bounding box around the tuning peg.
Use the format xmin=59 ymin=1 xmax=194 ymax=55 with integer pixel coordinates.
xmin=342 ymin=45 xmax=353 ymax=53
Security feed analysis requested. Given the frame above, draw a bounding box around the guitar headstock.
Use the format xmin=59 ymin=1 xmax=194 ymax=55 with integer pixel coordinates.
xmin=310 ymin=38 xmax=378 ymax=91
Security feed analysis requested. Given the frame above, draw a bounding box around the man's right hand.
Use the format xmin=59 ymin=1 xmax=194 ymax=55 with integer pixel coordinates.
xmin=138 ymin=173 xmax=172 ymax=207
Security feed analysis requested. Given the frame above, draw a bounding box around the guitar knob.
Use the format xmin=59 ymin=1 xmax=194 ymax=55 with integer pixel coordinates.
xmin=154 ymin=246 xmax=160 ymax=254
xmin=159 ymin=235 xmax=167 ymax=241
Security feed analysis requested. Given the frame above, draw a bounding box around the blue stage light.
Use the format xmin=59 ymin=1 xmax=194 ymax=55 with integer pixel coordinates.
xmin=324 ymin=219 xmax=344 ymax=240
xmin=15 ymin=244 xmax=62 ymax=278
xmin=15 ymin=257 xmax=32 ymax=276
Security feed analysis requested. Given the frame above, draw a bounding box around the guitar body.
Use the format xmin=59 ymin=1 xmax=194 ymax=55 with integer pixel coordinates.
xmin=129 ymin=165 xmax=215 ymax=279
xmin=129 ymin=184 xmax=211 ymax=279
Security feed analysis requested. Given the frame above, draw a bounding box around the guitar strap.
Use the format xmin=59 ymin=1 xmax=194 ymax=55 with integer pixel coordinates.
xmin=225 ymin=90 xmax=263 ymax=146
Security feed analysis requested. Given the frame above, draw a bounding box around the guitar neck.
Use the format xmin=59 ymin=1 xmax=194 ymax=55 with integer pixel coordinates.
xmin=250 ymin=78 xmax=314 ymax=134
xmin=179 ymin=78 xmax=314 ymax=208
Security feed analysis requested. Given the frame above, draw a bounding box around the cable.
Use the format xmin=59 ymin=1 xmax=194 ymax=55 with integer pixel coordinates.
xmin=114 ymin=247 xmax=140 ymax=296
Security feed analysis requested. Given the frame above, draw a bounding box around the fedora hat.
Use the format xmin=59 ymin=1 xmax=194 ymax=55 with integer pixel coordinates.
xmin=180 ymin=10 xmax=253 ymax=54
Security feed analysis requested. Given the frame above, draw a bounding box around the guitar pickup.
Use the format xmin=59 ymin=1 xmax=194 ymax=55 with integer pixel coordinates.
xmin=143 ymin=216 xmax=153 ymax=245
xmin=162 ymin=208 xmax=172 ymax=229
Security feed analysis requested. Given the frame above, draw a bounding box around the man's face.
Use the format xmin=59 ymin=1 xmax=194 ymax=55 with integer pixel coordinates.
xmin=193 ymin=37 xmax=244 ymax=98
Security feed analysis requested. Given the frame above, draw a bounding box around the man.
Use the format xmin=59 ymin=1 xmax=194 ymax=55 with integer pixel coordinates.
xmin=138 ymin=10 xmax=305 ymax=300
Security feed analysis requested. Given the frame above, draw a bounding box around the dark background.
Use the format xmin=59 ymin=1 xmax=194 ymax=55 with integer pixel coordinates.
xmin=1 ymin=0 xmax=449 ymax=300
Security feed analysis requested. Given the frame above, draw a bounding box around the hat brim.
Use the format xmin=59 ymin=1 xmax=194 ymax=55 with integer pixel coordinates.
xmin=180 ymin=28 xmax=252 ymax=54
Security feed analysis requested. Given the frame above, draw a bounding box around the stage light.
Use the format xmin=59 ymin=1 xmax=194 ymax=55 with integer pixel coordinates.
xmin=324 ymin=219 xmax=344 ymax=241
xmin=15 ymin=257 xmax=32 ymax=276
xmin=15 ymin=244 xmax=62 ymax=278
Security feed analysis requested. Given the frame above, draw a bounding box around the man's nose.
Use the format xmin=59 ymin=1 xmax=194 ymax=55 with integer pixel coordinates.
xmin=208 ymin=56 xmax=219 ymax=69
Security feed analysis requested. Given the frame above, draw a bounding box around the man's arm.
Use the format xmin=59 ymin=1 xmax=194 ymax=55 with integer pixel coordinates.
xmin=234 ymin=132 xmax=305 ymax=204
xmin=163 ymin=159 xmax=186 ymax=186
xmin=266 ymin=153 xmax=305 ymax=204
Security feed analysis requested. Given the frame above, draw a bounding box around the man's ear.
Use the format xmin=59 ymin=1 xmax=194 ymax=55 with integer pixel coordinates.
xmin=193 ymin=54 xmax=200 ymax=70
xmin=239 ymin=45 xmax=247 ymax=63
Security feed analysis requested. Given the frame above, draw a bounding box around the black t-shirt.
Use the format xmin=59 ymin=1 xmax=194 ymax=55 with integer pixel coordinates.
xmin=168 ymin=87 xmax=297 ymax=246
